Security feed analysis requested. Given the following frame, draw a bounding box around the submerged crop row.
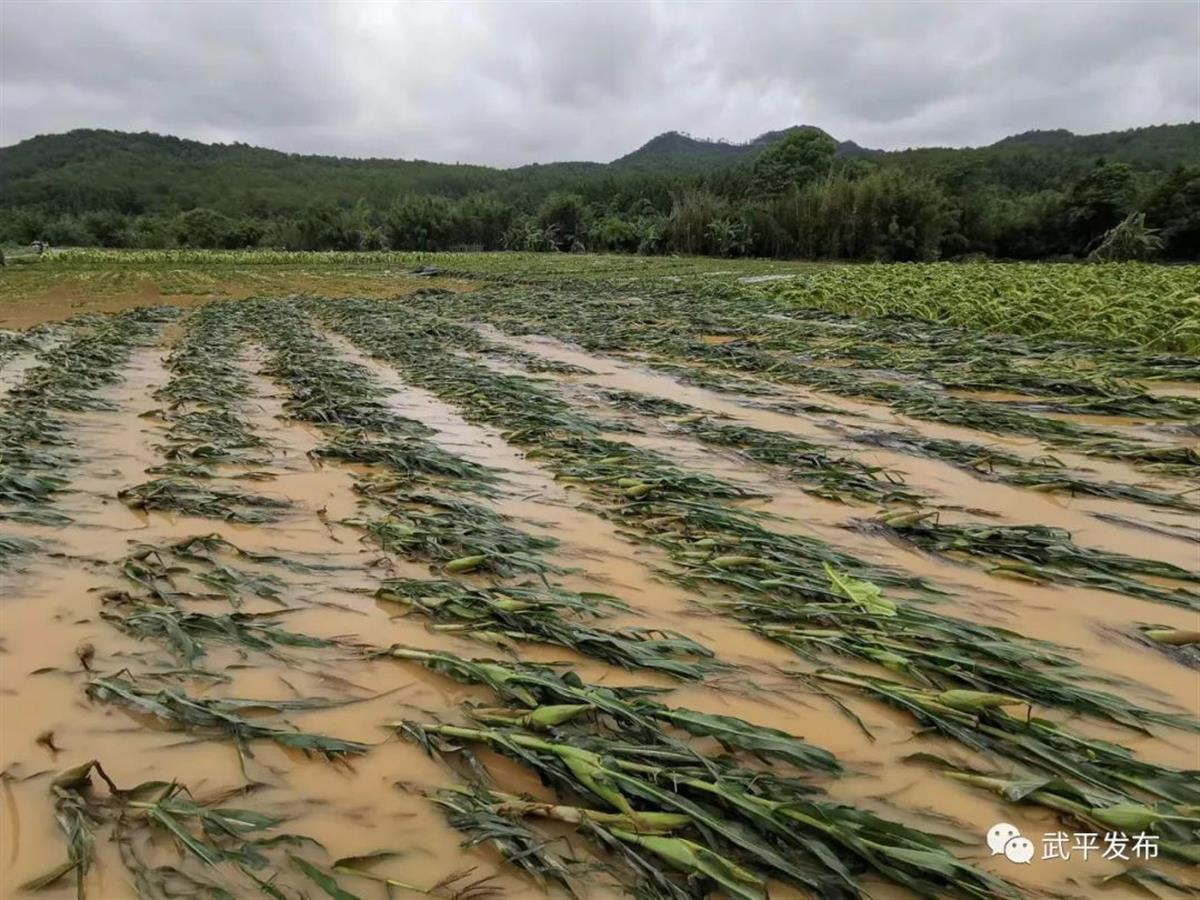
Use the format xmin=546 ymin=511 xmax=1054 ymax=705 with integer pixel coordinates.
xmin=1 ymin=308 xmax=176 ymax=528
xmin=317 ymin=296 xmax=1199 ymax=867
xmin=19 ymin=299 xmax=1038 ymax=900
xmin=7 ymin=266 xmax=1198 ymax=900
xmin=240 ymin=299 xmax=724 ymax=679
xmin=441 ymin=280 xmax=1200 ymax=476
xmin=382 ymin=304 xmax=1200 ymax=614
xmin=556 ymin=385 xmax=1200 ymax=609
xmin=118 ymin=303 xmax=289 ymax=522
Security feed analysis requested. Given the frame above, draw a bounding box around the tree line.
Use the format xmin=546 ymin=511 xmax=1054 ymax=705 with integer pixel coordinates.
xmin=1 ymin=128 xmax=1196 ymax=260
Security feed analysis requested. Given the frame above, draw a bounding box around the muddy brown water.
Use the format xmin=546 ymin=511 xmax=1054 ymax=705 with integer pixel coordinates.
xmin=2 ymin=308 xmax=1198 ymax=899
xmin=463 ymin=340 xmax=1199 ymax=721
xmin=478 ymin=328 xmax=1199 ymax=546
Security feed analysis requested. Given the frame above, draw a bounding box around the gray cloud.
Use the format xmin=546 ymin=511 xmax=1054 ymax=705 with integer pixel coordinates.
xmin=1 ymin=0 xmax=1196 ymax=166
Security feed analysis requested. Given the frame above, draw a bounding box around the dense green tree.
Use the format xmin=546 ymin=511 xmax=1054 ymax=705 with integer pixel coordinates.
xmin=456 ymin=195 xmax=514 ymax=250
xmin=1144 ymin=165 xmax=1200 ymax=259
xmin=384 ymin=196 xmax=456 ymax=250
xmin=42 ymin=214 xmax=95 ymax=247
xmin=1064 ymin=162 xmax=1137 ymax=253
xmin=588 ymin=215 xmax=639 ymax=253
xmin=752 ymin=130 xmax=837 ymax=196
xmin=990 ymin=191 xmax=1069 ymax=260
xmin=537 ymin=193 xmax=587 ymax=251
xmin=81 ymin=209 xmax=130 ymax=248
xmin=176 ymin=208 xmax=233 ymax=248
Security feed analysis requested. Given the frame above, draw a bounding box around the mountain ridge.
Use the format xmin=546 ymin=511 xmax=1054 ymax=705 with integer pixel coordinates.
xmin=0 ymin=121 xmax=1196 ymax=232
xmin=3 ymin=122 xmax=1197 ymax=174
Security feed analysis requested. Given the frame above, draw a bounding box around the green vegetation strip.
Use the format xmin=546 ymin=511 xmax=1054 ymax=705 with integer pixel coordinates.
xmin=849 ymin=428 xmax=1200 ymax=514
xmin=765 ymin=264 xmax=1200 ymax=354
xmin=592 ymin=389 xmax=923 ymax=506
xmin=594 ymin=380 xmax=1195 ymax=517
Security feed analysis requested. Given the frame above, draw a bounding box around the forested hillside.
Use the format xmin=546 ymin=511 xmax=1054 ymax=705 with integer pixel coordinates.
xmin=2 ymin=122 xmax=1197 ymax=260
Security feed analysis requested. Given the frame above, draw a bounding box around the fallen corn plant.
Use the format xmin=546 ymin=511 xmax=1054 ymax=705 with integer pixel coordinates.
xmin=86 ymin=674 xmax=369 ymax=760
xmin=377 ymin=578 xmax=723 ymax=679
xmin=1119 ymin=624 xmax=1200 ymax=670
xmin=397 ymin=699 xmax=1012 ymax=898
xmin=714 ymin=565 xmax=1195 ymax=733
xmin=381 ymin=645 xmax=839 ymax=772
xmin=907 ymin=754 xmax=1200 ymax=865
xmin=357 ymin=487 xmax=562 ymax=578
xmin=101 ymin=593 xmax=337 ymax=667
xmin=119 ymin=477 xmax=290 ymax=523
xmin=314 ymin=430 xmax=496 ymax=487
xmin=0 ymin=532 xmax=36 ymax=566
xmin=118 ymin=534 xmax=329 ymax=606
xmin=22 ymin=760 xmax=301 ymax=898
xmin=807 ymin=669 xmax=1200 ymax=806
xmin=26 ymin=759 xmax=479 ymax=900
xmin=427 ymin=786 xmax=584 ymax=894
xmin=869 ymin=510 xmax=1200 ymax=610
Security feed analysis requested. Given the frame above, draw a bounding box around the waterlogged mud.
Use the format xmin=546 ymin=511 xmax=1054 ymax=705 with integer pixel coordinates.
xmin=0 ymin=351 xmax=44 ymax=401
xmin=474 ymin=336 xmax=1199 ymax=571
xmin=325 ymin=352 xmax=1169 ymax=898
xmin=0 ymin=268 xmax=473 ymax=329
xmin=460 ymin=347 xmax=1199 ymax=729
xmin=0 ymin=323 xmax=533 ymax=898
xmin=2 ymin=290 xmax=1198 ymax=900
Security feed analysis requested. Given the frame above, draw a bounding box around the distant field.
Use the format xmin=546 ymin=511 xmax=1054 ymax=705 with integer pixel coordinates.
xmin=3 ymin=251 xmax=1196 ymax=351
xmin=1 ymin=252 xmax=1197 ymax=900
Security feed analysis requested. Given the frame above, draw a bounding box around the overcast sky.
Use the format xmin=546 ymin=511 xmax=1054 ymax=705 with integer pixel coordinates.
xmin=1 ymin=0 xmax=1196 ymax=166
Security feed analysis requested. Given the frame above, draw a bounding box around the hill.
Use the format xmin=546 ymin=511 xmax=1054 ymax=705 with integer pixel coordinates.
xmin=608 ymin=125 xmax=879 ymax=171
xmin=4 ymin=122 xmax=1198 ymax=216
xmin=0 ymin=129 xmax=511 ymax=216
xmin=1 ymin=122 xmax=1197 ymax=261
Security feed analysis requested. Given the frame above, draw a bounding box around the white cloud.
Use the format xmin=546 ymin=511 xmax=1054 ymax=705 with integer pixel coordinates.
xmin=1 ymin=0 xmax=1195 ymax=165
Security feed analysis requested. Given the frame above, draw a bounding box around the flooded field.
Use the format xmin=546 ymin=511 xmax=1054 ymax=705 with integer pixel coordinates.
xmin=1 ymin=255 xmax=1197 ymax=900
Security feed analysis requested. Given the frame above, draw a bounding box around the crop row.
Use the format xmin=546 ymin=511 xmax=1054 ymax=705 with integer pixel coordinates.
xmin=315 ymin=296 xmax=1200 ymax=868
xmin=1 ymin=308 xmax=176 ymax=530
xmin=26 ymin=299 xmax=1034 ymax=900
xmin=446 ymin=281 xmax=1200 ymax=475
xmin=763 ymin=263 xmax=1200 ymax=353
